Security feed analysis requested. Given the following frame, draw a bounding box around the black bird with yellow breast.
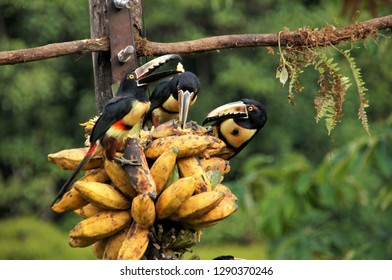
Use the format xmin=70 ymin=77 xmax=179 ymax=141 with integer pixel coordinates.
xmin=142 ymin=70 xmax=200 ymax=129
xmin=50 ymin=54 xmax=182 ymax=207
xmin=203 ymin=99 xmax=267 ymax=159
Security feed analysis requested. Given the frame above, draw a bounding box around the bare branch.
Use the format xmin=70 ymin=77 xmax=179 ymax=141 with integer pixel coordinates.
xmin=137 ymin=15 xmax=392 ymax=56
xmin=0 ymin=14 xmax=391 ymax=66
xmin=0 ymin=38 xmax=109 ymax=65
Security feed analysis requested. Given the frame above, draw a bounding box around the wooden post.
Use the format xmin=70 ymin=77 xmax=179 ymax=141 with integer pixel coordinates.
xmin=89 ymin=0 xmax=112 ymax=113
xmin=89 ymin=0 xmax=142 ymax=114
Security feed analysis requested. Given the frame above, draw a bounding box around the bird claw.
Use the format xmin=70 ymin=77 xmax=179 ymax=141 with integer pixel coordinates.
xmin=114 ymin=156 xmax=142 ymax=166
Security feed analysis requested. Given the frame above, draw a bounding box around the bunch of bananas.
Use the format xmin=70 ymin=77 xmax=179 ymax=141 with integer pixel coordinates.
xmin=48 ymin=119 xmax=238 ymax=260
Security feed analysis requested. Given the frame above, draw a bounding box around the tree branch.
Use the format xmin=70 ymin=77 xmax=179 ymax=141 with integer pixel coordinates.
xmin=0 ymin=14 xmax=390 ymax=66
xmin=0 ymin=38 xmax=109 ymax=65
xmin=137 ymin=15 xmax=392 ymax=56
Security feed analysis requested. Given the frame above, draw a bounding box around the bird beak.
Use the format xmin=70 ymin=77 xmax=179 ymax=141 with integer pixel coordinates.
xmin=202 ymin=100 xmax=248 ymax=125
xmin=135 ymin=54 xmax=182 ymax=86
xmin=178 ymin=90 xmax=196 ymax=129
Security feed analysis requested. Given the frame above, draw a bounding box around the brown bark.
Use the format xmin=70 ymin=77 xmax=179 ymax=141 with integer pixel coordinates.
xmin=89 ymin=0 xmax=112 ymax=114
xmin=0 ymin=14 xmax=390 ymax=66
xmin=138 ymin=15 xmax=392 ymax=56
xmin=0 ymin=38 xmax=109 ymax=66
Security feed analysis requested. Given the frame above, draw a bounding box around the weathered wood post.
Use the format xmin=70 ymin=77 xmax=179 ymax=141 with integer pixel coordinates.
xmin=88 ymin=0 xmax=143 ymax=113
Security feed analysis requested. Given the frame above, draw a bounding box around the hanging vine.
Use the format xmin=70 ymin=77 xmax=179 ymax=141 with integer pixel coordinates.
xmin=275 ymin=23 xmax=376 ymax=134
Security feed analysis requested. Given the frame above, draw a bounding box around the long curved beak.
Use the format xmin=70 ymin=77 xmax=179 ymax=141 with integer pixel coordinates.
xmin=178 ymin=90 xmax=195 ymax=129
xmin=135 ymin=54 xmax=182 ymax=86
xmin=202 ymin=100 xmax=248 ymax=126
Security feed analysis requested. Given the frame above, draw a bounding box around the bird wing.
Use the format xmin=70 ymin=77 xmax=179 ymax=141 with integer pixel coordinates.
xmin=89 ymin=96 xmax=132 ymax=143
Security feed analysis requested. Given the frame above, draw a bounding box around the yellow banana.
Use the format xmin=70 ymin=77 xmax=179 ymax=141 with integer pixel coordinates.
xmin=117 ymin=221 xmax=149 ymax=260
xmin=74 ymin=181 xmax=131 ymax=210
xmin=51 ymin=168 xmax=109 ymax=213
xmin=51 ymin=187 xmax=88 ymax=213
xmin=103 ymin=227 xmax=128 ymax=260
xmin=186 ymin=221 xmax=220 ymax=231
xmin=122 ymin=138 xmax=157 ymax=199
xmin=214 ymin=183 xmax=238 ymax=201
xmin=131 ymin=194 xmax=156 ymax=228
xmin=150 ymin=120 xmax=185 ymax=139
xmin=150 ymin=119 xmax=209 ymax=139
xmin=104 ymin=159 xmax=138 ymax=198
xmin=48 ymin=147 xmax=103 ymax=170
xmin=144 ymin=135 xmax=226 ymax=159
xmin=155 ymin=176 xmax=197 ymax=220
xmin=91 ymin=238 xmax=108 ymax=259
xmin=69 ymin=237 xmax=100 ymax=248
xmin=182 ymin=197 xmax=238 ymax=229
xmin=69 ymin=210 xmax=131 ymax=240
xmin=171 ymin=191 xmax=226 ymax=221
xmin=74 ymin=203 xmax=104 ymax=218
xmin=150 ymin=146 xmax=178 ymax=194
xmin=199 ymin=157 xmax=230 ymax=174
xmin=177 ymin=156 xmax=212 ymax=193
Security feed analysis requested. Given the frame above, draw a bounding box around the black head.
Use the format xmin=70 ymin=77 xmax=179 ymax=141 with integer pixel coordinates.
xmin=202 ymin=99 xmax=267 ymax=159
xmin=203 ymin=98 xmax=267 ymax=128
xmin=169 ymin=71 xmax=201 ymax=100
xmin=234 ymin=99 xmax=267 ymax=130
xmin=117 ymin=54 xmax=183 ymax=97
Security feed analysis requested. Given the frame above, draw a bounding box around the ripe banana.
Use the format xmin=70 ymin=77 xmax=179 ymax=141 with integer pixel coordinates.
xmin=214 ymin=183 xmax=238 ymax=201
xmin=74 ymin=181 xmax=131 ymax=210
xmin=122 ymin=138 xmax=157 ymax=199
xmin=69 ymin=210 xmax=131 ymax=240
xmin=51 ymin=186 xmax=88 ymax=213
xmin=74 ymin=203 xmax=104 ymax=218
xmin=163 ymin=163 xmax=180 ymax=192
xmin=150 ymin=119 xmax=209 ymax=139
xmin=181 ymin=197 xmax=238 ymax=229
xmin=144 ymin=135 xmax=226 ymax=159
xmin=48 ymin=147 xmax=103 ymax=170
xmin=150 ymin=146 xmax=178 ymax=194
xmin=50 ymin=111 xmax=245 ymax=259
xmin=131 ymin=194 xmax=156 ymax=228
xmin=103 ymin=227 xmax=128 ymax=260
xmin=199 ymin=157 xmax=230 ymax=174
xmin=91 ymin=238 xmax=108 ymax=259
xmin=117 ymin=221 xmax=149 ymax=260
xmin=171 ymin=191 xmax=226 ymax=221
xmin=104 ymin=159 xmax=138 ymax=199
xmin=150 ymin=120 xmax=186 ymax=139
xmin=51 ymin=168 xmax=109 ymax=213
xmin=177 ymin=156 xmax=212 ymax=193
xmin=155 ymin=177 xmax=197 ymax=220
xmin=69 ymin=237 xmax=100 ymax=248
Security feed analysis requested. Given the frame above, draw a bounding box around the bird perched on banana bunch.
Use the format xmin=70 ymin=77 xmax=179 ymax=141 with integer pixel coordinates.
xmin=50 ymin=54 xmax=182 ymax=207
xmin=202 ymin=99 xmax=267 ymax=159
xmin=142 ymin=64 xmax=201 ymax=130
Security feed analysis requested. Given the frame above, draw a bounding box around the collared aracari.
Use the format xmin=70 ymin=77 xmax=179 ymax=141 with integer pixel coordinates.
xmin=202 ymin=99 xmax=267 ymax=160
xmin=142 ymin=71 xmax=200 ymax=129
xmin=50 ymin=54 xmax=182 ymax=207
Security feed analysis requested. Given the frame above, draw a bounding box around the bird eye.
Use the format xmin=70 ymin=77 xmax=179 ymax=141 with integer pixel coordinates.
xmin=129 ymin=74 xmax=135 ymax=79
xmin=247 ymin=106 xmax=254 ymax=111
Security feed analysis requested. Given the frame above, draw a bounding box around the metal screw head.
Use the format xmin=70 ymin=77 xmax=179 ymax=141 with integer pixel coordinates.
xmin=113 ymin=0 xmax=132 ymax=9
xmin=117 ymin=45 xmax=135 ymax=63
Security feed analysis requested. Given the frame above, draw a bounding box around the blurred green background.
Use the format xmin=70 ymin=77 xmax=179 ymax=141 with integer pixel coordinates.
xmin=0 ymin=0 xmax=391 ymax=260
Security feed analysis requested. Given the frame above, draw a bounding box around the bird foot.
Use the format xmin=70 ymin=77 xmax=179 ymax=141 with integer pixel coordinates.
xmin=114 ymin=156 xmax=142 ymax=166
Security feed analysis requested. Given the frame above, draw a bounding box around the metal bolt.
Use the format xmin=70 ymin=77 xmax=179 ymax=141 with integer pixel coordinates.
xmin=117 ymin=45 xmax=134 ymax=63
xmin=113 ymin=0 xmax=132 ymax=9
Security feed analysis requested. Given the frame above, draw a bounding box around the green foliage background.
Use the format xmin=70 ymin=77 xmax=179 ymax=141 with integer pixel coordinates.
xmin=0 ymin=0 xmax=391 ymax=259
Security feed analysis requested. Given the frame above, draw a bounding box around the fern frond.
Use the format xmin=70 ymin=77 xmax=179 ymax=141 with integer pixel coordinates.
xmin=337 ymin=48 xmax=371 ymax=135
xmin=314 ymin=50 xmax=351 ymax=134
